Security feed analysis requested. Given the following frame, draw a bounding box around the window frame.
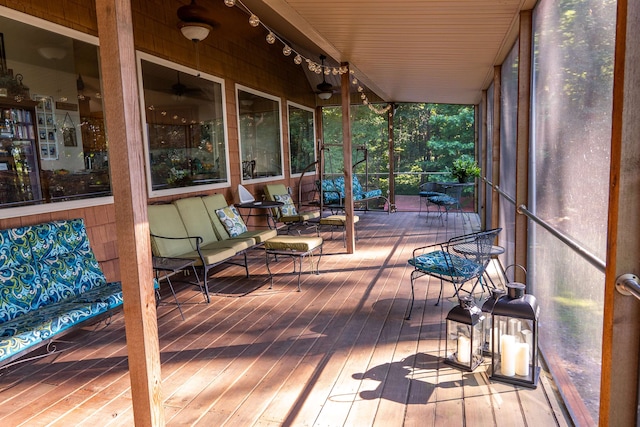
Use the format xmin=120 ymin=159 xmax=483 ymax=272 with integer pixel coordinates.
xmin=235 ymin=84 xmax=284 ymax=184
xmin=287 ymin=101 xmax=316 ymax=178
xmin=0 ymin=6 xmax=111 ymax=219
xmin=137 ymin=52 xmax=231 ymax=198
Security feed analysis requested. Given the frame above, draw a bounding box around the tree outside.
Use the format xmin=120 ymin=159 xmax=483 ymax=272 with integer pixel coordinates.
xmin=321 ymin=103 xmax=476 ymax=210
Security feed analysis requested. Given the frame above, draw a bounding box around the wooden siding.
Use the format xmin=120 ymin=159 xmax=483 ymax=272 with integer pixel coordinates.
xmin=0 ymin=0 xmax=318 ymax=274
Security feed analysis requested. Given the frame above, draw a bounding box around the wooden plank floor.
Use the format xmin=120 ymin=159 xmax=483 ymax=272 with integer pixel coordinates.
xmin=0 ymin=211 xmax=573 ymax=426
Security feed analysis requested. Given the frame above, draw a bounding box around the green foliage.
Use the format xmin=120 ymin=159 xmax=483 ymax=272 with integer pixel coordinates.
xmin=450 ymin=156 xmax=481 ymax=183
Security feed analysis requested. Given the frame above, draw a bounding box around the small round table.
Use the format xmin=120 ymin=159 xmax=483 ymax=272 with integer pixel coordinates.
xmin=235 ymin=200 xmax=284 ymax=229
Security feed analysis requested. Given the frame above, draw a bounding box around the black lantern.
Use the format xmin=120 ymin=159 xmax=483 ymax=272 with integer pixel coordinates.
xmin=445 ymin=296 xmax=484 ymax=371
xmin=480 ymin=288 xmax=506 ymax=355
xmin=490 ymin=283 xmax=540 ymax=388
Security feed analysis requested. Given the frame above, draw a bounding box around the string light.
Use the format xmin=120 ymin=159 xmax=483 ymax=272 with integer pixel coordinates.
xmin=224 ymin=0 xmax=392 ymax=114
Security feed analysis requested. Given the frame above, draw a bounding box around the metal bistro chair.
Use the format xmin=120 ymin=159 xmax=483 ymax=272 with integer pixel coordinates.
xmin=427 ymin=182 xmax=467 ymax=224
xmin=406 ymin=228 xmax=501 ymax=319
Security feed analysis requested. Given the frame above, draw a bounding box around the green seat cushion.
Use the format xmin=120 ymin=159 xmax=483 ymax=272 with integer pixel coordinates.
xmin=174 ymin=198 xmax=220 ymax=246
xmin=234 ymin=229 xmax=277 ymax=244
xmin=201 ymin=194 xmax=232 ymax=240
xmin=201 ymin=238 xmax=253 ymax=253
xmin=320 ymin=215 xmax=360 ymax=226
xmin=148 ymin=204 xmax=195 ymax=257
xmin=265 ymin=236 xmax=323 ymax=252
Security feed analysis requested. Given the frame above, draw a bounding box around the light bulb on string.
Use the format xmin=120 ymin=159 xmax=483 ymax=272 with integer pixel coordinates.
xmin=294 ymin=54 xmax=302 ymax=65
xmin=283 ymin=45 xmax=292 ymax=56
xmin=224 ymin=0 xmax=235 ymax=6
xmin=266 ymin=32 xmax=276 ymax=44
xmin=249 ymin=14 xmax=260 ymax=27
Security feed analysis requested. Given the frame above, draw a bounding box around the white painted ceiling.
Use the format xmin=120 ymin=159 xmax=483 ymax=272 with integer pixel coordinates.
xmin=240 ymin=0 xmax=537 ymax=105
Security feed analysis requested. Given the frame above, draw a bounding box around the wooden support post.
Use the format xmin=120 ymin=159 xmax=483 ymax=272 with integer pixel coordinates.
xmin=388 ymin=103 xmax=395 ymax=212
xmin=491 ymin=65 xmax=501 ymax=231
xmin=515 ymin=10 xmax=532 ymax=284
xmin=95 ymin=1 xmax=164 ymax=426
xmin=601 ymin=0 xmax=640 ymax=425
xmin=341 ymin=63 xmax=355 ymax=253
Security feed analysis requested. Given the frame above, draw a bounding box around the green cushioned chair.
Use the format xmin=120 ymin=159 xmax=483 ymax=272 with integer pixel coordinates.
xmin=264 ymin=184 xmax=320 ymax=233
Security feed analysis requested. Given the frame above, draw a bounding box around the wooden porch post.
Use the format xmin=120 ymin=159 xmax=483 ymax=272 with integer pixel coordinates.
xmin=387 ymin=103 xmax=395 ymax=212
xmin=95 ymin=1 xmax=164 ymax=425
xmin=480 ymin=90 xmax=488 ymax=229
xmin=341 ymin=63 xmax=355 ymax=253
xmin=491 ymin=65 xmax=501 ymax=230
xmin=515 ymin=10 xmax=532 ymax=284
xmin=601 ymin=0 xmax=640 ymax=425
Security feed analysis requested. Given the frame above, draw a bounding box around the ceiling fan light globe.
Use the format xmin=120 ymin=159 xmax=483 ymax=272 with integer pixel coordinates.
xmin=318 ymin=91 xmax=332 ymax=100
xmin=179 ymin=23 xmax=212 ymax=42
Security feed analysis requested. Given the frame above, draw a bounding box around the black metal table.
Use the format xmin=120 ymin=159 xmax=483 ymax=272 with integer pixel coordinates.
xmin=235 ymin=200 xmax=284 ymax=229
xmin=152 ymin=256 xmax=200 ymax=320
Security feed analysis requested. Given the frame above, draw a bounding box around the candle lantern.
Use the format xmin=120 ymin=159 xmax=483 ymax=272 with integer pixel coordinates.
xmin=480 ymin=288 xmax=506 ymax=355
xmin=445 ymin=296 xmax=484 ymax=371
xmin=490 ymin=283 xmax=540 ymax=388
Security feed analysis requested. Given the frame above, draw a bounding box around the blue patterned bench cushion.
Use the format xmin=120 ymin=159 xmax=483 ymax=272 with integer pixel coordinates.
xmin=322 ymin=176 xmax=383 ymax=204
xmin=409 ymin=250 xmax=482 ymax=280
xmin=0 ymin=218 xmax=124 ymax=366
xmin=0 ymin=227 xmax=49 ymax=323
xmin=30 ymin=219 xmax=108 ymax=304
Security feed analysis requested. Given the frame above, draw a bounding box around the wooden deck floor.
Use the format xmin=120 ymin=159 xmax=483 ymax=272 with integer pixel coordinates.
xmin=0 ymin=211 xmax=572 ymax=426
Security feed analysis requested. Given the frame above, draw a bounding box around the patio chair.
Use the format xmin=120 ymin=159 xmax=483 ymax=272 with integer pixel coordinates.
xmin=406 ymin=228 xmax=501 ymax=319
xmin=264 ymin=183 xmax=320 ymax=233
xmin=426 ymin=182 xmax=468 ymax=224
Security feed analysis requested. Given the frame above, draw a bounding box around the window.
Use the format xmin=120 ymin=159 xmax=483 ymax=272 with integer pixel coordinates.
xmin=236 ymin=86 xmax=283 ymax=181
xmin=139 ymin=55 xmax=228 ymax=196
xmin=0 ymin=13 xmax=107 ymax=210
xmin=287 ymin=102 xmax=315 ymax=176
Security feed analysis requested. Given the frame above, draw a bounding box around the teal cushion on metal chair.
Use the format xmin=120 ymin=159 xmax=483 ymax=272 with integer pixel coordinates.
xmin=409 ymin=250 xmax=482 ymax=279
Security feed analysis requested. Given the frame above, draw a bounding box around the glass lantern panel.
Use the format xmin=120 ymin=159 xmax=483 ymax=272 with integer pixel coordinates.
xmin=492 ymin=315 xmax=534 ymax=380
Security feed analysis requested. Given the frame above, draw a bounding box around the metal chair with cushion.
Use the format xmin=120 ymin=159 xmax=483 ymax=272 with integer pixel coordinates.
xmin=406 ymin=228 xmax=501 ymax=319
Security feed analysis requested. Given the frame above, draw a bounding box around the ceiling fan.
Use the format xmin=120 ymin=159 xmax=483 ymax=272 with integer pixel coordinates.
xmin=171 ymin=71 xmax=201 ymax=97
xmin=316 ymin=55 xmax=337 ymax=100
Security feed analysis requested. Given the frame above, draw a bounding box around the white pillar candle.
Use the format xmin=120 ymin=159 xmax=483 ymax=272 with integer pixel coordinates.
xmin=520 ymin=329 xmax=533 ymax=348
xmin=499 ymin=320 xmax=507 ymax=337
xmin=515 ymin=343 xmax=530 ymax=376
xmin=508 ymin=318 xmax=521 ymax=337
xmin=457 ymin=335 xmax=471 ymax=364
xmin=500 ymin=334 xmax=516 ymax=376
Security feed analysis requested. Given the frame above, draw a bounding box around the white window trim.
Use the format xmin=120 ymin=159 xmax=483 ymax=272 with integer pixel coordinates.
xmin=136 ymin=52 xmax=231 ymax=199
xmin=287 ymin=100 xmax=317 ymax=178
xmin=235 ymin=84 xmax=285 ymax=184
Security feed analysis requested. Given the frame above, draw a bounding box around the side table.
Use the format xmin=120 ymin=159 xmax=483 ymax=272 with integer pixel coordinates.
xmin=152 ymin=256 xmax=200 ymax=320
xmin=235 ymin=200 xmax=284 ymax=229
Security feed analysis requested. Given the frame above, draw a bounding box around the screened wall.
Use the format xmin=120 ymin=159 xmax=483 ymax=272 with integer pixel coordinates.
xmin=499 ymin=42 xmax=519 ymax=272
xmin=529 ymin=0 xmax=616 ymax=424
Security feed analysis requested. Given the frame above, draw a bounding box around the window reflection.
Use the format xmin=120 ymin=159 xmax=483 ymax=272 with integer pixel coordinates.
xmin=237 ymin=87 xmax=283 ymax=181
xmin=288 ymin=102 xmax=315 ymax=176
xmin=0 ymin=15 xmax=108 ymax=207
xmin=140 ymin=58 xmax=228 ymax=193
